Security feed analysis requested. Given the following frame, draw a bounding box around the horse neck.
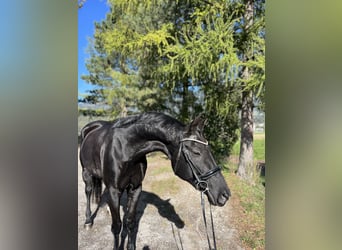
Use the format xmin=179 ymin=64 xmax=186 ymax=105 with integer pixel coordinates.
xmin=132 ymin=123 xmax=183 ymax=159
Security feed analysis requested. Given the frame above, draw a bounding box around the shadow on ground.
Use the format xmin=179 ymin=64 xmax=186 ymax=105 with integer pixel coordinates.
xmin=88 ymin=189 xmax=185 ymax=249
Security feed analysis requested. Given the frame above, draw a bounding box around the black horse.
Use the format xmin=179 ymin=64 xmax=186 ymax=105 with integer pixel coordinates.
xmin=79 ymin=112 xmax=231 ymax=250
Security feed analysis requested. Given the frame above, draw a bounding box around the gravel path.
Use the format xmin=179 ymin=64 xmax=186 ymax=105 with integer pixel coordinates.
xmin=78 ymin=153 xmax=243 ymax=250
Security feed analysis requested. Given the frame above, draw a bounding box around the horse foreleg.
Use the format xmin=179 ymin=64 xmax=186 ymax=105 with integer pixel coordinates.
xmin=82 ymin=169 xmax=93 ymax=228
xmin=108 ymin=186 xmax=122 ymax=250
xmin=125 ymin=184 xmax=142 ymax=250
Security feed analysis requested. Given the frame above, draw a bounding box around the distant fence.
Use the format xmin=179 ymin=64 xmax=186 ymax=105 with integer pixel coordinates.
xmin=254 ymin=123 xmax=265 ymax=133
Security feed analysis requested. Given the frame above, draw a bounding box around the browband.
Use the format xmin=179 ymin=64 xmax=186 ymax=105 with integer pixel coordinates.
xmin=180 ymin=138 xmax=208 ymax=145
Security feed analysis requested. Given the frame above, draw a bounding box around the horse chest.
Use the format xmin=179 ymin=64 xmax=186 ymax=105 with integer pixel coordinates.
xmin=124 ymin=163 xmax=146 ymax=188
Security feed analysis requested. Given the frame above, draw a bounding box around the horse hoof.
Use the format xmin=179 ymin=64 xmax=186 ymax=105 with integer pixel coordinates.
xmin=84 ymin=223 xmax=93 ymax=230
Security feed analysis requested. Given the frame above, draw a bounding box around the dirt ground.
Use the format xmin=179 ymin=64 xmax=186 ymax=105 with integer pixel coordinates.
xmin=78 ymin=152 xmax=244 ymax=250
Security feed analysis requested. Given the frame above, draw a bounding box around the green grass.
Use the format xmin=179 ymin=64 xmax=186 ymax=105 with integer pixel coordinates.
xmin=253 ymin=133 xmax=265 ymax=161
xmin=238 ymin=181 xmax=265 ymax=249
xmin=223 ymin=132 xmax=265 ymax=249
xmin=223 ymin=171 xmax=265 ymax=249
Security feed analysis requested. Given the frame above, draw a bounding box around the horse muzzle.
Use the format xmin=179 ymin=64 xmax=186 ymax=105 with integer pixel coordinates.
xmin=204 ymin=188 xmax=230 ymax=206
xmin=217 ymin=191 xmax=230 ymax=206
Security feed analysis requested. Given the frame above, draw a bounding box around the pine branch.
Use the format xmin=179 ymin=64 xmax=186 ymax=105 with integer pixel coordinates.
xmin=78 ymin=0 xmax=87 ymax=9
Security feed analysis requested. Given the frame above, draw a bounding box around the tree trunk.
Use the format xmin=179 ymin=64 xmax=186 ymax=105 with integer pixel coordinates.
xmin=237 ymin=85 xmax=255 ymax=183
xmin=236 ymin=0 xmax=255 ymax=184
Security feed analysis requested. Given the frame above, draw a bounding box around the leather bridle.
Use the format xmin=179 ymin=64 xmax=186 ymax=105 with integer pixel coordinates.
xmin=174 ymin=137 xmax=222 ymax=192
xmin=174 ymin=137 xmax=221 ymax=250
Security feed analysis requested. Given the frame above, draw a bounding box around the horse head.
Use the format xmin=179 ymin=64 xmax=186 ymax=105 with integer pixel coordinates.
xmin=172 ymin=115 xmax=231 ymax=207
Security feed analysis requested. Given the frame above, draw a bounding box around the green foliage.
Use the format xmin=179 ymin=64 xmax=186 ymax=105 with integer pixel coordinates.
xmin=78 ymin=89 xmax=105 ymax=104
xmin=78 ymin=108 xmax=107 ymax=117
xmin=80 ymin=0 xmax=265 ymax=158
xmin=204 ymin=111 xmax=239 ymax=163
xmin=234 ymin=0 xmax=265 ymax=99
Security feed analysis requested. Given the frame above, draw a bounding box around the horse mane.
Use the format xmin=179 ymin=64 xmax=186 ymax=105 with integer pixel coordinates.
xmin=113 ymin=112 xmax=185 ymax=130
xmin=111 ymin=115 xmax=140 ymax=128
xmin=80 ymin=112 xmax=185 ymax=147
xmin=111 ymin=112 xmax=185 ymax=143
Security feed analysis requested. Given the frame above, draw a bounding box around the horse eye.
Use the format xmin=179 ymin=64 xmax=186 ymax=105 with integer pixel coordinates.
xmin=193 ymin=150 xmax=201 ymax=155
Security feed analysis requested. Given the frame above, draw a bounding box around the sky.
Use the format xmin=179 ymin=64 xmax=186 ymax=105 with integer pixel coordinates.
xmin=78 ymin=0 xmax=109 ymax=98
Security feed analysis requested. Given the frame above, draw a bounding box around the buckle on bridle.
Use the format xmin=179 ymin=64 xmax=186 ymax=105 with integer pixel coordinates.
xmin=196 ymin=180 xmax=209 ymax=193
xmin=195 ymin=166 xmax=221 ymax=193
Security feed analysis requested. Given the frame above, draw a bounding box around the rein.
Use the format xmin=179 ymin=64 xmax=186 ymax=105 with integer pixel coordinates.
xmin=174 ymin=137 xmax=220 ymax=250
xmin=201 ymin=191 xmax=217 ymax=250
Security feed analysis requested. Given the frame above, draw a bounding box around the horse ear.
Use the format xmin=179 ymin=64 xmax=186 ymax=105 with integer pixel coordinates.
xmin=187 ymin=114 xmax=206 ymax=133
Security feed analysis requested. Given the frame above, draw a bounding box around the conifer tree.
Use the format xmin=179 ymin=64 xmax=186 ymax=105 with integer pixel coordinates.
xmin=81 ymin=0 xmax=265 ymax=163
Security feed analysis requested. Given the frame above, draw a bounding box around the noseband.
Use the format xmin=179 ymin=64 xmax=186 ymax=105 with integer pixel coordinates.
xmin=174 ymin=138 xmax=222 ymax=192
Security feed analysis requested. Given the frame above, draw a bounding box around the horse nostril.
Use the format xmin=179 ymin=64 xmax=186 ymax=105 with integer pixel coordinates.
xmin=222 ymin=189 xmax=231 ymax=199
xmin=218 ymin=193 xmax=229 ymax=206
xmin=224 ymin=192 xmax=230 ymax=200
